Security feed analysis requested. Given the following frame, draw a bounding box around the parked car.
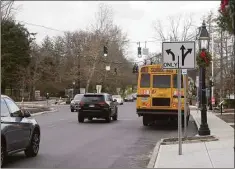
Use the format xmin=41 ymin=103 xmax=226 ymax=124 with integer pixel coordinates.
xmin=132 ymin=93 xmax=137 ymax=100
xmin=70 ymin=94 xmax=84 ymax=112
xmin=124 ymin=95 xmax=134 ymax=102
xmin=1 ymin=95 xmax=41 ymax=167
xmin=78 ymin=93 xmax=118 ymax=123
xmin=112 ymin=95 xmax=124 ymax=105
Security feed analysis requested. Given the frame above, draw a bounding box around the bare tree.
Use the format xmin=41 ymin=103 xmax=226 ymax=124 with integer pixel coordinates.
xmin=1 ymin=0 xmax=15 ymax=20
xmin=153 ymin=14 xmax=196 ymax=42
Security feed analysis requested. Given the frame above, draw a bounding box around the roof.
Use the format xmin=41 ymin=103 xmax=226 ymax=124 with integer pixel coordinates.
xmin=1 ymin=95 xmax=10 ymax=98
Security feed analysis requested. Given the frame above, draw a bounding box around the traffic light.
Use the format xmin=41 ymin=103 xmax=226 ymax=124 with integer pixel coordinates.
xmin=132 ymin=64 xmax=136 ymax=73
xmin=138 ymin=47 xmax=141 ymax=56
xmin=144 ymin=59 xmax=147 ymax=65
xmin=104 ymin=45 xmax=108 ymax=56
xmin=209 ymin=80 xmax=214 ymax=87
xmin=135 ymin=65 xmax=139 ymax=73
xmin=132 ymin=64 xmax=138 ymax=73
xmin=46 ymin=93 xmax=49 ymax=100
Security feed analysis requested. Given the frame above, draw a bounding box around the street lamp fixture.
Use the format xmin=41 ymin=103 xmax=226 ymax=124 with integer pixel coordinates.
xmin=198 ymin=20 xmax=211 ymax=136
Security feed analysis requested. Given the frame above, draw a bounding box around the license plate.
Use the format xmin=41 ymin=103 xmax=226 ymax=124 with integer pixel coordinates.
xmin=89 ymin=105 xmax=95 ymax=107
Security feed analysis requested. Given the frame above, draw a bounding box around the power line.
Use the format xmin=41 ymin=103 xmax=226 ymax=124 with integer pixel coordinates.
xmin=16 ymin=20 xmax=165 ymax=44
xmin=17 ymin=20 xmax=65 ymax=33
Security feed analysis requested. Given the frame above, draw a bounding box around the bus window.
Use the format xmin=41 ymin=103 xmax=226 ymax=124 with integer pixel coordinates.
xmin=173 ymin=74 xmax=183 ymax=88
xmin=153 ymin=75 xmax=171 ymax=88
xmin=140 ymin=74 xmax=150 ymax=88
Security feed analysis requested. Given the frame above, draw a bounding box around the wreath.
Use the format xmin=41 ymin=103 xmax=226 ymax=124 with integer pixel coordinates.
xmin=196 ymin=50 xmax=212 ymax=68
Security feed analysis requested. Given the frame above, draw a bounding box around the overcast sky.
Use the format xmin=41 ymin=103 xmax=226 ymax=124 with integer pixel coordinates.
xmin=14 ymin=1 xmax=219 ymax=62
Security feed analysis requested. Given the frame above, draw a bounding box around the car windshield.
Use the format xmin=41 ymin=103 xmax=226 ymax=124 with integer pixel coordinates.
xmin=74 ymin=94 xmax=83 ymax=100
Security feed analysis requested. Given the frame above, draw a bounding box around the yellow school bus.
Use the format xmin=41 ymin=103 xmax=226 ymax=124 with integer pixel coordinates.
xmin=136 ymin=64 xmax=190 ymax=126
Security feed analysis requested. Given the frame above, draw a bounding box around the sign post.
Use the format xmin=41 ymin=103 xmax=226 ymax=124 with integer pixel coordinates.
xmin=177 ymin=68 xmax=182 ymax=155
xmin=162 ymin=41 xmax=195 ymax=155
xmin=183 ymin=70 xmax=187 ymax=137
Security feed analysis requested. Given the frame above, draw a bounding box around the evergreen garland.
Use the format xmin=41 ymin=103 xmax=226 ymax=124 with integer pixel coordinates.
xmin=218 ymin=0 xmax=235 ymax=34
xmin=196 ymin=51 xmax=212 ymax=68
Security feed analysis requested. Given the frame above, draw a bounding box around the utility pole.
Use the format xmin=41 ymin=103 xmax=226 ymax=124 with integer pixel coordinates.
xmin=220 ymin=30 xmax=223 ymax=102
xmin=210 ymin=33 xmax=214 ymax=110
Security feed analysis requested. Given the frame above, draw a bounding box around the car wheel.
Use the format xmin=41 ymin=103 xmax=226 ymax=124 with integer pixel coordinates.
xmin=105 ymin=112 xmax=111 ymax=123
xmin=78 ymin=115 xmax=84 ymax=123
xmin=88 ymin=117 xmax=93 ymax=121
xmin=71 ymin=109 xmax=74 ymax=112
xmin=25 ymin=130 xmax=40 ymax=157
xmin=1 ymin=141 xmax=6 ymax=167
xmin=113 ymin=108 xmax=118 ymax=121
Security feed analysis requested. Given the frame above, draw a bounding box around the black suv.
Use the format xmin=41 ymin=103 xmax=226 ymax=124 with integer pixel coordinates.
xmin=78 ymin=93 xmax=118 ymax=123
xmin=1 ymin=95 xmax=41 ymax=167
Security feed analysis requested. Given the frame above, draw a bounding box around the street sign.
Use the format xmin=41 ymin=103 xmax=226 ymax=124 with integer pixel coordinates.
xmin=80 ymin=88 xmax=86 ymax=94
xmin=182 ymin=69 xmax=187 ymax=75
xmin=96 ymin=85 xmax=102 ymax=93
xmin=105 ymin=66 xmax=110 ymax=71
xmin=142 ymin=48 xmax=149 ymax=55
xmin=162 ymin=41 xmax=195 ymax=69
xmin=196 ymin=76 xmax=199 ymax=88
xmin=35 ymin=90 xmax=40 ymax=100
xmin=116 ymin=88 xmax=121 ymax=94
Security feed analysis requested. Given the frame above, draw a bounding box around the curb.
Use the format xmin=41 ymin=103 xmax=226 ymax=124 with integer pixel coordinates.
xmin=147 ymin=139 xmax=163 ymax=168
xmin=31 ymin=108 xmax=58 ymax=116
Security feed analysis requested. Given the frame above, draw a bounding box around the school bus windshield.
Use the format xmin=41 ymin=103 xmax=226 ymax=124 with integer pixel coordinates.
xmin=139 ymin=73 xmax=184 ymax=88
xmin=152 ymin=75 xmax=171 ymax=88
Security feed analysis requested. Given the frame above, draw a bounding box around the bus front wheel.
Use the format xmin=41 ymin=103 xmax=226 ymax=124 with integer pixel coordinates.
xmin=143 ymin=115 xmax=149 ymax=126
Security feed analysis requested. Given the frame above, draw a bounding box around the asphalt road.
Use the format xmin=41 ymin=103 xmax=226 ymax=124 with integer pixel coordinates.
xmin=4 ymin=102 xmax=198 ymax=168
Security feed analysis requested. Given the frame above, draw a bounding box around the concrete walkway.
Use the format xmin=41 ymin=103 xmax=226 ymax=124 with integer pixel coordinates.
xmin=154 ymin=106 xmax=234 ymax=168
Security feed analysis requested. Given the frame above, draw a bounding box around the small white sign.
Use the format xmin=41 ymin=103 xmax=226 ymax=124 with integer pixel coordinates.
xmin=96 ymin=85 xmax=102 ymax=93
xmin=80 ymin=88 xmax=86 ymax=94
xmin=182 ymin=69 xmax=187 ymax=75
xmin=142 ymin=48 xmax=149 ymax=55
xmin=196 ymin=76 xmax=199 ymax=88
xmin=162 ymin=41 xmax=195 ymax=69
xmin=116 ymin=88 xmax=120 ymax=93
xmin=105 ymin=66 xmax=110 ymax=71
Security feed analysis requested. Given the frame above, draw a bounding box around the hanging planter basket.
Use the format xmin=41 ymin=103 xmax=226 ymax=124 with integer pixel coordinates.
xmin=196 ymin=50 xmax=212 ymax=68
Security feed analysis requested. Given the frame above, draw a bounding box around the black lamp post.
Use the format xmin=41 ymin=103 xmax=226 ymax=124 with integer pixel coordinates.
xmin=198 ymin=20 xmax=211 ymax=136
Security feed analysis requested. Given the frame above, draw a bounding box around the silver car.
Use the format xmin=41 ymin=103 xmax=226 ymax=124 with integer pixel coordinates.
xmin=70 ymin=94 xmax=84 ymax=112
xmin=1 ymin=95 xmax=41 ymax=167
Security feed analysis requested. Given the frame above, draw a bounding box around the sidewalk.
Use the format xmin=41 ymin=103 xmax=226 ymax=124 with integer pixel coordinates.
xmin=153 ymin=106 xmax=234 ymax=168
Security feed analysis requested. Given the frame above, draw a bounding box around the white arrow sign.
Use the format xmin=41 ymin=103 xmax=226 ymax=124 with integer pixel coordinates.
xmin=162 ymin=41 xmax=195 ymax=69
